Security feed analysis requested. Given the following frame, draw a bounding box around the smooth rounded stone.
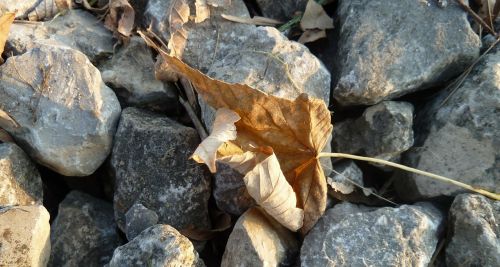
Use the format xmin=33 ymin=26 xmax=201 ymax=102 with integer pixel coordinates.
xmin=255 ymin=0 xmax=307 ymax=20
xmin=49 ymin=191 xmax=123 ymax=267
xmin=0 ymin=205 xmax=51 ymax=267
xmin=326 ymin=160 xmax=363 ymax=195
xmin=111 ymin=107 xmax=211 ymax=233
xmin=301 ymin=202 xmax=443 ymax=267
xmin=222 ymin=208 xmax=299 ymax=267
xmin=125 ymin=203 xmax=159 ymax=241
xmin=446 ymin=194 xmax=500 ymax=267
xmin=333 ymin=0 xmax=481 ymax=106
xmin=0 ymin=45 xmax=121 ymax=176
xmin=98 ymin=36 xmax=177 ymax=111
xmin=332 ymin=101 xmax=414 ymax=162
xmin=108 ymin=224 xmax=205 ymax=267
xmin=7 ymin=10 xmax=114 ymax=62
xmin=395 ymin=49 xmax=500 ymax=200
xmin=0 ymin=143 xmax=43 ymax=206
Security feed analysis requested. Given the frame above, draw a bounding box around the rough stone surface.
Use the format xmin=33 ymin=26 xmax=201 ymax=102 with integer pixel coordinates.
xmin=0 ymin=45 xmax=121 ymax=176
xmin=256 ymin=0 xmax=307 ymax=20
xmin=332 ymin=101 xmax=414 ymax=161
xmin=7 ymin=10 xmax=114 ymax=63
xmin=396 ymin=49 xmax=500 ymax=199
xmin=213 ymin=163 xmax=256 ymax=216
xmin=301 ymin=202 xmax=443 ymax=267
xmin=49 ymin=191 xmax=122 ymax=267
xmin=446 ymin=194 xmax=500 ymax=267
xmin=111 ymin=107 xmax=211 ymax=232
xmin=327 ymin=160 xmax=363 ymax=195
xmin=98 ymin=36 xmax=177 ymax=110
xmin=108 ymin=224 xmax=204 ymax=267
xmin=221 ymin=208 xmax=299 ymax=267
xmin=0 ymin=205 xmax=51 ymax=267
xmin=125 ymin=203 xmax=159 ymax=241
xmin=0 ymin=143 xmax=43 ymax=206
xmin=333 ymin=0 xmax=480 ymax=105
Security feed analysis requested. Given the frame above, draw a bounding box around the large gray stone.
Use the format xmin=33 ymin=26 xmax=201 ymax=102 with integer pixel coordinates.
xmin=221 ymin=208 xmax=299 ymax=267
xmin=301 ymin=202 xmax=443 ymax=266
xmin=125 ymin=203 xmax=159 ymax=241
xmin=446 ymin=194 xmax=500 ymax=267
xmin=0 ymin=143 xmax=42 ymax=206
xmin=108 ymin=224 xmax=204 ymax=267
xmin=0 ymin=45 xmax=121 ymax=176
xmin=396 ymin=49 xmax=500 ymax=200
xmin=111 ymin=107 xmax=211 ymax=233
xmin=333 ymin=0 xmax=480 ymax=105
xmin=0 ymin=205 xmax=51 ymax=267
xmin=49 ymin=191 xmax=122 ymax=267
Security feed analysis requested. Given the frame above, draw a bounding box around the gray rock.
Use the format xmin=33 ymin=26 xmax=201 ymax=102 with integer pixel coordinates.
xmin=327 ymin=160 xmax=363 ymax=195
xmin=213 ymin=163 xmax=256 ymax=215
xmin=125 ymin=203 xmax=159 ymax=241
xmin=396 ymin=49 xmax=500 ymax=199
xmin=0 ymin=45 xmax=121 ymax=176
xmin=0 ymin=143 xmax=43 ymax=206
xmin=221 ymin=208 xmax=299 ymax=267
xmin=255 ymin=0 xmax=307 ymax=20
xmin=49 ymin=191 xmax=122 ymax=267
xmin=98 ymin=36 xmax=177 ymax=111
xmin=0 ymin=205 xmax=51 ymax=267
xmin=332 ymin=101 xmax=414 ymax=161
xmin=0 ymin=0 xmax=72 ymax=20
xmin=108 ymin=224 xmax=204 ymax=267
xmin=446 ymin=194 xmax=500 ymax=267
xmin=111 ymin=107 xmax=211 ymax=233
xmin=7 ymin=10 xmax=114 ymax=63
xmin=333 ymin=0 xmax=480 ymax=105
xmin=301 ymin=202 xmax=443 ymax=266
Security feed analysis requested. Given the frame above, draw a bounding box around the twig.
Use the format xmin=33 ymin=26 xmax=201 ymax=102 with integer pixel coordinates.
xmin=456 ymin=0 xmax=497 ymax=36
xmin=178 ymin=96 xmax=208 ymax=139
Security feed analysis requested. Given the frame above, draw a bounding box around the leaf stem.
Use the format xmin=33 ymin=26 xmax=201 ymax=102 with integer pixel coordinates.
xmin=318 ymin=152 xmax=500 ymax=200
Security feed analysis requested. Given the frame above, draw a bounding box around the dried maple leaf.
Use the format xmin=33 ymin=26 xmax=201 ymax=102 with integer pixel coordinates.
xmin=300 ymin=0 xmax=333 ymax=31
xmin=0 ymin=12 xmax=15 ymax=61
xmin=194 ymin=0 xmax=211 ymax=23
xmin=168 ymin=0 xmax=190 ymax=57
xmin=104 ymin=0 xmax=135 ymax=38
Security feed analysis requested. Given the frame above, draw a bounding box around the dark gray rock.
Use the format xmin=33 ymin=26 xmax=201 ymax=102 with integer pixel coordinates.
xmin=125 ymin=203 xmax=159 ymax=241
xmin=446 ymin=194 xmax=500 ymax=267
xmin=49 ymin=191 xmax=122 ymax=267
xmin=213 ymin=163 xmax=256 ymax=215
xmin=0 ymin=45 xmax=121 ymax=176
xmin=255 ymin=0 xmax=307 ymax=20
xmin=111 ymin=107 xmax=211 ymax=233
xmin=333 ymin=0 xmax=480 ymax=105
xmin=0 ymin=143 xmax=42 ymax=206
xmin=301 ymin=202 xmax=443 ymax=266
xmin=108 ymin=224 xmax=204 ymax=267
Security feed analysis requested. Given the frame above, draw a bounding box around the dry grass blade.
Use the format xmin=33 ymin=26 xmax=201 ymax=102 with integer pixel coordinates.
xmin=456 ymin=0 xmax=497 ymax=36
xmin=221 ymin=14 xmax=283 ymax=26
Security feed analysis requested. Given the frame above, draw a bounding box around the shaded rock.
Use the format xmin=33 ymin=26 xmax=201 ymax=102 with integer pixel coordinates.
xmin=221 ymin=208 xmax=299 ymax=267
xmin=446 ymin=194 xmax=500 ymax=267
xmin=0 ymin=45 xmax=121 ymax=176
xmin=213 ymin=163 xmax=256 ymax=216
xmin=98 ymin=36 xmax=177 ymax=111
xmin=255 ymin=0 xmax=307 ymax=20
xmin=108 ymin=224 xmax=204 ymax=267
xmin=327 ymin=160 xmax=363 ymax=195
xmin=396 ymin=49 xmax=500 ymax=199
xmin=125 ymin=203 xmax=159 ymax=241
xmin=333 ymin=0 xmax=480 ymax=105
xmin=332 ymin=101 xmax=414 ymax=161
xmin=7 ymin=10 xmax=114 ymax=62
xmin=0 ymin=143 xmax=43 ymax=206
xmin=0 ymin=205 xmax=51 ymax=267
xmin=301 ymin=202 xmax=443 ymax=266
xmin=111 ymin=107 xmax=211 ymax=233
xmin=49 ymin=191 xmax=122 ymax=267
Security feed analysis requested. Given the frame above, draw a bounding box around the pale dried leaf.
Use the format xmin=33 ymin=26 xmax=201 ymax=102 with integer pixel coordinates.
xmin=221 ymin=14 xmax=283 ymax=26
xmin=168 ymin=0 xmax=190 ymax=57
xmin=0 ymin=109 xmax=20 ymax=129
xmin=207 ymin=0 xmax=231 ymax=7
xmin=104 ymin=0 xmax=135 ymax=37
xmin=194 ymin=0 xmax=210 ymax=23
xmin=0 ymin=12 xmax=15 ymax=59
xmin=298 ymin=29 xmax=326 ymax=44
xmin=300 ymin=0 xmax=333 ymax=30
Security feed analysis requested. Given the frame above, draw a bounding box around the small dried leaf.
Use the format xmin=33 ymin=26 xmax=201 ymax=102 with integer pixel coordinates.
xmin=298 ymin=29 xmax=326 ymax=44
xmin=0 ymin=128 xmax=14 ymax=143
xmin=207 ymin=0 xmax=231 ymax=7
xmin=168 ymin=0 xmax=190 ymax=57
xmin=300 ymin=0 xmax=333 ymax=30
xmin=0 ymin=109 xmax=20 ymax=129
xmin=221 ymin=14 xmax=283 ymax=26
xmin=104 ymin=0 xmax=135 ymax=38
xmin=0 ymin=12 xmax=14 ymax=59
xmin=194 ymin=0 xmax=210 ymax=23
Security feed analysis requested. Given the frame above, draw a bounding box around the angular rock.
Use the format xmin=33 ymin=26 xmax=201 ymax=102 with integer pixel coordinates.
xmin=327 ymin=160 xmax=363 ymax=195
xmin=332 ymin=101 xmax=414 ymax=161
xmin=49 ymin=191 xmax=122 ymax=267
xmin=0 ymin=45 xmax=121 ymax=176
xmin=255 ymin=0 xmax=307 ymax=20
xmin=125 ymin=203 xmax=159 ymax=241
xmin=222 ymin=208 xmax=299 ymax=267
xmin=111 ymin=107 xmax=211 ymax=232
xmin=7 ymin=10 xmax=114 ymax=62
xmin=213 ymin=163 xmax=256 ymax=216
xmin=0 ymin=205 xmax=51 ymax=267
xmin=333 ymin=0 xmax=480 ymax=105
xmin=446 ymin=194 xmax=500 ymax=267
xmin=0 ymin=143 xmax=43 ymax=206
xmin=98 ymin=36 xmax=177 ymax=111
xmin=396 ymin=49 xmax=500 ymax=199
xmin=108 ymin=224 xmax=204 ymax=267
xmin=301 ymin=202 xmax=443 ymax=266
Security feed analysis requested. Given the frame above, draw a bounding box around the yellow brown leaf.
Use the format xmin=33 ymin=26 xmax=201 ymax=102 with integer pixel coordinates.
xmin=0 ymin=12 xmax=15 ymax=61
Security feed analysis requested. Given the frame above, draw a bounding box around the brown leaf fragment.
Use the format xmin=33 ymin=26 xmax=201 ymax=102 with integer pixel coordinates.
xmin=168 ymin=0 xmax=190 ymax=57
xmin=0 ymin=12 xmax=15 ymax=60
xmin=207 ymin=0 xmax=231 ymax=7
xmin=104 ymin=0 xmax=135 ymax=38
xmin=0 ymin=109 xmax=20 ymax=129
xmin=221 ymin=14 xmax=283 ymax=26
xmin=300 ymin=0 xmax=333 ymax=30
xmin=0 ymin=128 xmax=14 ymax=143
xmin=298 ymin=29 xmax=326 ymax=44
xmin=194 ymin=0 xmax=210 ymax=23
